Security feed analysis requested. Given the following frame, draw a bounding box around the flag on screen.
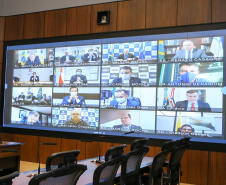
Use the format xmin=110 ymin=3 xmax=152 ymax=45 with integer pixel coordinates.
xmin=59 ymin=67 xmax=64 ymax=86
xmin=176 ymin=114 xmax=182 ymax=132
xmin=112 ymin=87 xmax=116 ymax=99
xmin=21 ymin=51 xmax=26 ymax=66
xmin=210 ymin=37 xmax=224 ymax=57
xmin=108 ymin=45 xmax=114 ymax=61
xmin=37 ymin=87 xmax=43 ymax=100
xmin=139 ymin=42 xmax=145 ymax=59
xmin=75 ymin=49 xmax=81 ymax=62
xmin=158 ymin=40 xmax=165 ymax=59
xmin=169 ymin=88 xmax=175 ymax=108
xmin=53 ymin=68 xmax=56 ymax=83
xmin=162 ymin=88 xmax=169 ymax=109
xmin=26 ymin=87 xmax=31 ymax=99
xmin=40 ymin=49 xmax=44 ymax=65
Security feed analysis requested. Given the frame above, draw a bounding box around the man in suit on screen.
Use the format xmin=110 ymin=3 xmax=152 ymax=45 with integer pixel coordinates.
xmin=117 ymin=49 xmax=138 ymax=61
xmin=111 ymin=66 xmax=141 ymax=86
xmin=30 ymin=72 xmax=39 ymax=82
xmin=110 ymin=89 xmax=141 ymax=108
xmin=25 ymin=53 xmax=42 ymax=66
xmin=112 ymin=113 xmax=142 ymax=132
xmin=70 ymin=69 xmax=87 ymax=84
xmin=172 ymin=40 xmax=207 ymax=59
xmin=60 ymin=50 xmax=75 ymax=63
xmin=175 ymin=90 xmax=211 ymax=112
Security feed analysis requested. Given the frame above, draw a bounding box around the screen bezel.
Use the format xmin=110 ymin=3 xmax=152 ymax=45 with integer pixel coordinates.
xmin=1 ymin=22 xmax=226 ymax=152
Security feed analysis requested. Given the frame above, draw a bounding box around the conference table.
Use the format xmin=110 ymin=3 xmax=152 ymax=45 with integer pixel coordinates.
xmin=13 ymin=156 xmax=153 ymax=185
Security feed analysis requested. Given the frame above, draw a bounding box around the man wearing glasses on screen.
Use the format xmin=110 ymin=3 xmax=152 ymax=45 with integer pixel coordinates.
xmin=117 ymin=49 xmax=138 ymax=61
xmin=112 ymin=113 xmax=142 ymax=132
xmin=111 ymin=66 xmax=141 ymax=86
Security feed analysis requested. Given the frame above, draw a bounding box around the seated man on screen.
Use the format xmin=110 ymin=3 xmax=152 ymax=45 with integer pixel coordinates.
xmin=82 ymin=49 xmax=98 ymax=62
xmin=175 ymin=90 xmax=211 ymax=112
xmin=112 ymin=113 xmax=142 ymax=132
xmin=18 ymin=92 xmax=25 ymax=100
xmin=60 ymin=50 xmax=75 ymax=64
xmin=178 ymin=124 xmax=194 ymax=134
xmin=30 ymin=72 xmax=39 ymax=82
xmin=110 ymin=89 xmax=141 ymax=108
xmin=24 ymin=111 xmax=41 ymax=126
xmin=62 ymin=87 xmax=86 ymax=107
xmin=169 ymin=63 xmax=210 ymax=85
xmin=64 ymin=109 xmax=90 ymax=127
xmin=117 ymin=49 xmax=138 ymax=61
xmin=70 ymin=69 xmax=87 ymax=84
xmin=26 ymin=93 xmax=37 ymax=101
xmin=112 ymin=66 xmax=141 ymax=86
xmin=172 ymin=40 xmax=208 ymax=59
xmin=24 ymin=53 xmax=42 ymax=66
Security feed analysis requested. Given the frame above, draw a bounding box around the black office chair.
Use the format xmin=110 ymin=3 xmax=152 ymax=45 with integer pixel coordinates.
xmin=0 ymin=171 xmax=19 ymax=185
xmin=46 ymin=150 xmax=80 ymax=171
xmin=29 ymin=163 xmax=87 ymax=185
xmin=120 ymin=145 xmax=150 ymax=185
xmin=93 ymin=145 xmax=126 ymax=185
xmin=130 ymin=138 xmax=149 ymax=151
xmin=141 ymin=141 xmax=176 ymax=185
xmin=164 ymin=137 xmax=191 ymax=185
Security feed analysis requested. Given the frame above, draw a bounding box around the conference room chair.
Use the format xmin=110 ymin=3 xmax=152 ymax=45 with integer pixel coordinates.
xmin=141 ymin=141 xmax=176 ymax=185
xmin=164 ymin=137 xmax=191 ymax=185
xmin=130 ymin=138 xmax=149 ymax=151
xmin=46 ymin=150 xmax=80 ymax=172
xmin=120 ymin=144 xmax=150 ymax=185
xmin=93 ymin=145 xmax=126 ymax=185
xmin=29 ymin=163 xmax=87 ymax=185
xmin=0 ymin=171 xmax=19 ymax=185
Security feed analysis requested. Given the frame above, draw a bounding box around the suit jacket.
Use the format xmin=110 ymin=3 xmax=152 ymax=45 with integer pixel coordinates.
xmin=112 ymin=124 xmax=142 ymax=131
xmin=18 ymin=95 xmax=25 ymax=99
xmin=25 ymin=56 xmax=42 ymax=66
xmin=62 ymin=95 xmax=86 ymax=107
xmin=110 ymin=97 xmax=141 ymax=107
xmin=172 ymin=49 xmax=207 ymax=59
xmin=175 ymin=100 xmax=211 ymax=112
xmin=82 ymin=53 xmax=98 ymax=62
xmin=117 ymin=53 xmax=138 ymax=60
xmin=112 ymin=77 xmax=141 ymax=86
xmin=60 ymin=55 xmax=75 ymax=63
xmin=70 ymin=75 xmax=87 ymax=83
xmin=30 ymin=76 xmax=39 ymax=82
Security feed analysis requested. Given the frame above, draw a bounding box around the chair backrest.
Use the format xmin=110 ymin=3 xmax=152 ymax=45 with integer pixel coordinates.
xmin=46 ymin=150 xmax=80 ymax=171
xmin=130 ymin=138 xmax=149 ymax=151
xmin=29 ymin=164 xmax=87 ymax=185
xmin=166 ymin=138 xmax=191 ymax=184
xmin=120 ymin=146 xmax=149 ymax=185
xmin=0 ymin=171 xmax=19 ymax=185
xmin=93 ymin=154 xmax=126 ymax=185
xmin=105 ymin=144 xmax=126 ymax=162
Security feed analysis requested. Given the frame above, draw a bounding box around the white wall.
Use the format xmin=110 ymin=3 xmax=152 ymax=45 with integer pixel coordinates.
xmin=0 ymin=0 xmax=124 ymax=16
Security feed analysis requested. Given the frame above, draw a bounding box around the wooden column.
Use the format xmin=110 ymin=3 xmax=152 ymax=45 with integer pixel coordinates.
xmin=212 ymin=0 xmax=226 ymax=23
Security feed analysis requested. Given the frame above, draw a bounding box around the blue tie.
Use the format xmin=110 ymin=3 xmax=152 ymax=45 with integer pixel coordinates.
xmin=188 ymin=51 xmax=191 ymax=59
xmin=124 ymin=54 xmax=128 ymax=60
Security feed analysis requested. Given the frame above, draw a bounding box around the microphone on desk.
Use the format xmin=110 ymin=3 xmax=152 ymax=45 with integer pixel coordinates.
xmin=122 ymin=131 xmax=134 ymax=136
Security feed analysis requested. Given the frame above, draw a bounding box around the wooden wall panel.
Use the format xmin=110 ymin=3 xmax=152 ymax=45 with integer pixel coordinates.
xmin=208 ymin=152 xmax=226 ymax=185
xmin=86 ymin=141 xmax=99 ymax=159
xmin=100 ymin=142 xmax=113 ymax=156
xmin=91 ymin=3 xmax=117 ymax=33
xmin=66 ymin=6 xmax=91 ymax=35
xmin=0 ymin=133 xmax=17 ymax=142
xmin=146 ymin=0 xmax=177 ymax=28
xmin=44 ymin=9 xmax=67 ymax=37
xmin=5 ymin=15 xmax=24 ymax=41
xmin=212 ymin=0 xmax=226 ymax=23
xmin=0 ymin=42 xmax=3 ymax=64
xmin=17 ymin=134 xmax=38 ymax=162
xmin=38 ymin=136 xmax=62 ymax=164
xmin=0 ymin=17 xmax=5 ymax=41
xmin=177 ymin=0 xmax=211 ymax=26
xmin=180 ymin=150 xmax=208 ymax=185
xmin=23 ymin=12 xmax=45 ymax=39
xmin=117 ymin=0 xmax=146 ymax=31
xmin=146 ymin=146 xmax=161 ymax=157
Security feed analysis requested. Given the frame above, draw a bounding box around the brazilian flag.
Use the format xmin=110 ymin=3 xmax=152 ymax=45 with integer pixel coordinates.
xmin=158 ymin=40 xmax=165 ymax=59
xmin=37 ymin=87 xmax=43 ymax=100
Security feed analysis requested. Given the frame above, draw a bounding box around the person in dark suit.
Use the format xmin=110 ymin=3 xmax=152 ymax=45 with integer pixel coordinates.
xmin=110 ymin=89 xmax=141 ymax=108
xmin=70 ymin=69 xmax=87 ymax=84
xmin=18 ymin=92 xmax=25 ymax=100
xmin=82 ymin=49 xmax=98 ymax=62
xmin=62 ymin=87 xmax=86 ymax=107
xmin=117 ymin=49 xmax=138 ymax=61
xmin=112 ymin=113 xmax=142 ymax=132
xmin=112 ymin=66 xmax=141 ymax=86
xmin=172 ymin=40 xmax=207 ymax=59
xmin=175 ymin=90 xmax=211 ymax=112
xmin=60 ymin=50 xmax=75 ymax=63
xmin=24 ymin=111 xmax=41 ymax=126
xmin=30 ymin=72 xmax=39 ymax=82
xmin=24 ymin=53 xmax=42 ymax=66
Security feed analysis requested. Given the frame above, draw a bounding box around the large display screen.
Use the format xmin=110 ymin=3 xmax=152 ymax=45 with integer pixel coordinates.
xmin=2 ymin=28 xmax=226 ymax=146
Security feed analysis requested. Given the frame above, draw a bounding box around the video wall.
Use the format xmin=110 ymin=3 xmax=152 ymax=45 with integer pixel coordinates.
xmin=2 ymin=29 xmax=226 ymax=143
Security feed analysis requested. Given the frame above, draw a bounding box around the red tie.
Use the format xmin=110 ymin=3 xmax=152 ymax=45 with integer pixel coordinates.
xmin=191 ymin=103 xmax=195 ymax=111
